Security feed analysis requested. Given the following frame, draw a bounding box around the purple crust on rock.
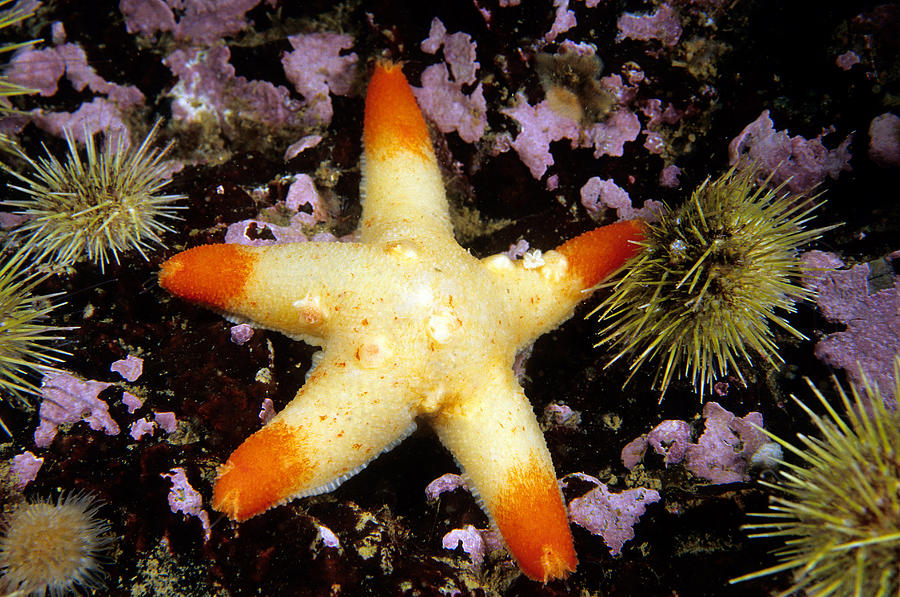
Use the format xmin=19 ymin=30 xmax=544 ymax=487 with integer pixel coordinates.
xmin=120 ymin=0 xmax=262 ymax=44
xmin=803 ymin=250 xmax=900 ymax=399
xmin=34 ymin=372 xmax=119 ymax=448
xmin=684 ymin=402 xmax=768 ymax=484
xmin=616 ymin=4 xmax=682 ymax=47
xmin=565 ymin=473 xmax=661 ymax=555
xmin=868 ymin=112 xmax=900 ymax=167
xmin=728 ymin=110 xmax=853 ymax=194
xmin=622 ymin=404 xmax=769 ymax=484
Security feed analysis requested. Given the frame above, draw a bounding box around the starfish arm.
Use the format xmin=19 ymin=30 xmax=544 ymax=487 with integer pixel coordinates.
xmin=360 ymin=61 xmax=453 ymax=244
xmin=212 ymin=348 xmax=418 ymax=522
xmin=159 ymin=241 xmax=397 ymax=342
xmin=430 ymin=369 xmax=577 ymax=583
xmin=482 ymin=219 xmax=646 ymax=345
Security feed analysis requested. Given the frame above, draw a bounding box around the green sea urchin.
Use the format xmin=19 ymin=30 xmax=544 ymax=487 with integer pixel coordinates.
xmin=0 ymin=0 xmax=39 ymax=109
xmin=591 ymin=166 xmax=832 ymax=399
xmin=2 ymin=122 xmax=185 ymax=272
xmin=0 ymin=491 xmax=112 ymax=596
xmin=731 ymin=362 xmax=900 ymax=595
xmin=0 ymin=245 xmax=69 ymax=435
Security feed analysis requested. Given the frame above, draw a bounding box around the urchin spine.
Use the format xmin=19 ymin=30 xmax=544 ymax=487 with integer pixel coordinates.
xmin=592 ymin=166 xmax=834 ymax=399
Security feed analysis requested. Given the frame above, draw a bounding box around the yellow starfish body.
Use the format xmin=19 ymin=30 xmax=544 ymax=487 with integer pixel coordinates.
xmin=160 ymin=62 xmax=644 ymax=582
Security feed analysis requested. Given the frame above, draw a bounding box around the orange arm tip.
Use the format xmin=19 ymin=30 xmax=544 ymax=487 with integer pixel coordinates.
xmin=211 ymin=422 xmax=310 ymax=521
xmin=364 ymin=61 xmax=431 ymax=160
xmin=493 ymin=459 xmax=578 ymax=582
xmin=159 ymin=244 xmax=255 ymax=309
xmin=556 ymin=219 xmax=646 ymax=289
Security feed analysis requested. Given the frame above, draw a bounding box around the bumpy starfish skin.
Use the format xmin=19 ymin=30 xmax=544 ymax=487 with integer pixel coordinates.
xmin=160 ymin=62 xmax=644 ymax=582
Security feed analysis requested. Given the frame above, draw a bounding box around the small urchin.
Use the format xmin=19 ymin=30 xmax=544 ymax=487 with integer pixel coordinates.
xmin=0 ymin=245 xmax=70 ymax=435
xmin=0 ymin=491 xmax=112 ymax=596
xmin=2 ymin=121 xmax=185 ymax=272
xmin=591 ymin=166 xmax=833 ymax=399
xmin=731 ymin=362 xmax=900 ymax=595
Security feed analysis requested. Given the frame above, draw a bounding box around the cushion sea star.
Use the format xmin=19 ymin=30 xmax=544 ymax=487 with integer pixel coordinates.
xmin=159 ymin=61 xmax=645 ymax=582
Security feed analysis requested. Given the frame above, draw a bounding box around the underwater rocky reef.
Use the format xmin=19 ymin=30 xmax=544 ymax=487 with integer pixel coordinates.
xmin=0 ymin=0 xmax=897 ymax=595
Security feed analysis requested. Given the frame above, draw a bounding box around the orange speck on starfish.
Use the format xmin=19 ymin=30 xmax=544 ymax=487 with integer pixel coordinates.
xmin=556 ymin=219 xmax=646 ymax=288
xmin=159 ymin=244 xmax=255 ymax=309
xmin=212 ymin=422 xmax=310 ymax=522
xmin=364 ymin=61 xmax=432 ymax=161
xmin=492 ymin=454 xmax=578 ymax=582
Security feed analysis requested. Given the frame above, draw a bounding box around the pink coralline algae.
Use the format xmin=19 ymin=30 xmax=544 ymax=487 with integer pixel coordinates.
xmin=33 ymin=99 xmax=135 ymax=146
xmin=284 ymin=134 xmax=322 ymax=161
xmin=224 ymin=174 xmax=336 ymax=246
xmin=230 ymin=323 xmax=255 ymax=345
xmin=165 ymin=45 xmax=301 ymax=130
xmin=281 ymin=33 xmax=358 ymax=127
xmin=121 ymin=391 xmax=143 ymax=413
xmin=621 ymin=419 xmax=692 ymax=469
xmin=413 ymin=63 xmax=487 ymax=145
xmin=285 ymin=174 xmax=330 ymax=226
xmin=835 ymin=50 xmax=861 ymax=70
xmin=120 ymin=0 xmax=261 ymax=45
xmin=315 ymin=523 xmax=341 ymax=549
xmin=154 ymin=411 xmax=178 ymax=433
xmin=868 ymin=112 xmax=900 ymax=168
xmin=622 ymin=403 xmax=772 ymax=484
xmin=3 ymin=41 xmax=144 ymax=144
xmin=413 ymin=19 xmax=487 ymax=144
xmin=442 ymin=525 xmax=486 ymax=567
xmin=34 ymin=372 xmax=119 ymax=448
xmin=582 ymin=109 xmax=642 ymax=157
xmin=502 ymin=96 xmax=640 ymax=179
xmin=225 ymin=218 xmax=310 ymax=246
xmin=9 ymin=451 xmax=43 ymax=489
xmin=545 ymin=0 xmax=578 ymax=42
xmin=110 ymin=355 xmax=143 ymax=382
xmin=502 ymin=98 xmax=579 ymax=179
xmin=500 ymin=61 xmax=643 ymax=180
xmin=542 ymin=403 xmax=582 ymax=430
xmin=683 ymin=402 xmax=769 ymax=484
xmin=639 ymin=98 xmax=683 ymax=155
xmin=6 ymin=43 xmax=143 ymax=106
xmin=802 ymin=250 xmax=900 ymax=399
xmin=616 ymin=4 xmax=682 ymax=47
xmin=728 ymin=110 xmax=853 ymax=194
xmin=564 ymin=473 xmax=660 ymax=556
xmin=425 ymin=473 xmax=468 ymax=501
xmin=420 ymin=18 xmax=479 ymax=85
xmin=441 ymin=525 xmax=504 ymax=568
xmin=128 ymin=412 xmax=176 ymax=440
xmin=504 ymin=239 xmax=530 ymax=260
xmin=129 ymin=417 xmax=156 ymax=440
xmin=161 ymin=467 xmax=212 ymax=542
xmin=659 ymin=164 xmax=681 ymax=188
xmin=580 ymin=177 xmax=663 ymax=222
xmin=650 ymin=420 xmax=692 ymax=465
xmin=258 ymin=398 xmax=275 ymax=424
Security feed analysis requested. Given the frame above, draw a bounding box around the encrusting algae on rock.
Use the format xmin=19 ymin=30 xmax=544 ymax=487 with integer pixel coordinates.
xmin=159 ymin=61 xmax=646 ymax=583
